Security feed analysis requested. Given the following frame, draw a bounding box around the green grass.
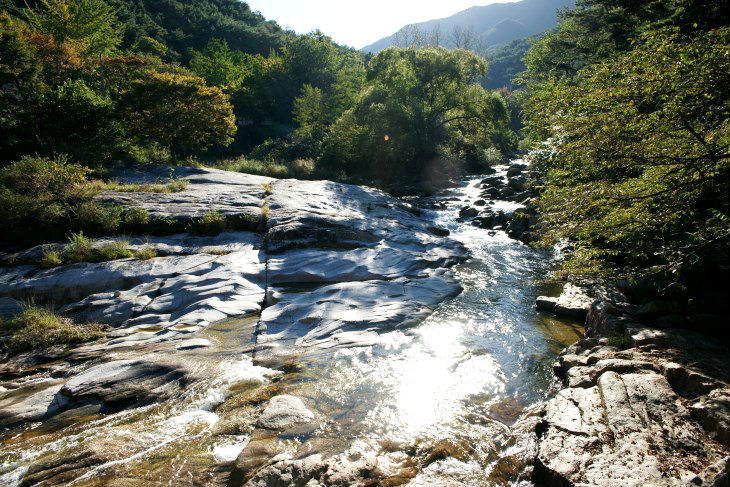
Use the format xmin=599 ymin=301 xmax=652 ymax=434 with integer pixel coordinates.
xmin=0 ymin=306 xmax=103 ymax=354
xmin=189 ymin=210 xmax=227 ymax=236
xmin=38 ymin=232 xmax=158 ymax=267
xmin=82 ymin=179 xmax=189 ymax=194
xmin=134 ymin=246 xmax=157 ymax=260
xmin=203 ymin=156 xmax=316 ymax=180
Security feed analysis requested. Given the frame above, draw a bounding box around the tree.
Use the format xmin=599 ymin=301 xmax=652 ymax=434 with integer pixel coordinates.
xmin=23 ymin=0 xmax=123 ymax=56
xmin=532 ymin=28 xmax=730 ymax=277
xmin=119 ymin=72 xmax=236 ymax=161
xmin=189 ymin=38 xmax=249 ymax=90
xmin=321 ymin=47 xmax=511 ymax=181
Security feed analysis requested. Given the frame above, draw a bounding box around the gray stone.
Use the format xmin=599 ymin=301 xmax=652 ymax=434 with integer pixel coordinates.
xmin=59 ymin=358 xmax=192 ymax=411
xmin=256 ymin=395 xmax=315 ymax=430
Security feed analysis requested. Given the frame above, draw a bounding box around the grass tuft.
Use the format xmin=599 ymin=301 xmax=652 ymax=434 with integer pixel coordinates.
xmin=1 ymin=306 xmax=103 ymax=353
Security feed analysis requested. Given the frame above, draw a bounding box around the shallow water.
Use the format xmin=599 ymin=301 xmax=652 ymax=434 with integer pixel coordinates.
xmin=0 ymin=163 xmax=583 ymax=486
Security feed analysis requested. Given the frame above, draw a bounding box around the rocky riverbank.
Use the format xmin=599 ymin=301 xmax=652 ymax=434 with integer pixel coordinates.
xmin=529 ymin=284 xmax=730 ymax=486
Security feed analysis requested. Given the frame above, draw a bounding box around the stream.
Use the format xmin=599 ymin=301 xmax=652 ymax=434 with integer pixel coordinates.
xmin=0 ymin=162 xmax=583 ymax=486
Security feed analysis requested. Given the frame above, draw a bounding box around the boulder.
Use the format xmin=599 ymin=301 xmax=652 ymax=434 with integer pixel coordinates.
xmin=535 ymin=296 xmax=557 ymax=312
xmin=553 ymin=283 xmax=594 ymax=320
xmin=458 ymin=206 xmax=479 ymax=219
xmin=256 ymin=395 xmax=315 ymax=430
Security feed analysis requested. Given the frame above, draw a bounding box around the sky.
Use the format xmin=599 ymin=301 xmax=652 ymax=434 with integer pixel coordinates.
xmin=245 ymin=0 xmax=513 ymax=50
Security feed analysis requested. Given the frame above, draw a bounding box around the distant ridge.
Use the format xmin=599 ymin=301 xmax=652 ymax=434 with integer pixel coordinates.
xmin=361 ymin=0 xmax=573 ymax=53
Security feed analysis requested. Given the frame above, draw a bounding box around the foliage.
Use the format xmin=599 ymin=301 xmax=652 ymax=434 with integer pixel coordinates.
xmin=1 ymin=305 xmax=102 ymax=353
xmin=75 ymin=201 xmax=123 ymax=233
xmin=320 ymin=47 xmax=512 ymax=182
xmin=189 ymin=210 xmax=226 ymax=236
xmin=23 ymin=0 xmax=123 ymax=56
xmin=531 ymin=28 xmax=730 ymax=276
xmin=119 ymin=71 xmax=236 ymax=160
xmin=190 ymin=38 xmax=249 ymax=90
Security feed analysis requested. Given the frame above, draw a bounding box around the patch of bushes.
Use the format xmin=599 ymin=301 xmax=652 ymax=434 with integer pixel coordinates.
xmin=0 ymin=306 xmax=103 ymax=354
xmin=0 ymin=154 xmax=90 ymax=244
xmin=204 ymin=156 xmax=317 ymax=180
xmin=38 ymin=232 xmax=157 ymax=268
xmin=75 ymin=201 xmax=124 ymax=234
xmin=189 ymin=210 xmax=227 ymax=236
xmin=82 ymin=179 xmax=189 ymax=194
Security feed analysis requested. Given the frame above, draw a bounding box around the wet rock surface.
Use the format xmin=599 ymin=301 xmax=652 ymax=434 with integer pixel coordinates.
xmin=530 ymin=294 xmax=730 ymax=487
xmin=0 ymin=165 xmax=470 ymax=486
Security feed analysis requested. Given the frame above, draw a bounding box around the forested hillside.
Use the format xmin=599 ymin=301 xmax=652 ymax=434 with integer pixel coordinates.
xmin=521 ymin=0 xmax=730 ymax=279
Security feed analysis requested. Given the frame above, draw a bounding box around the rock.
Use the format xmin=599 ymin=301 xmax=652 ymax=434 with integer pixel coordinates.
xmin=59 ymin=358 xmax=193 ymax=412
xmin=655 ymin=313 xmax=687 ymax=328
xmin=481 ymin=176 xmax=503 ymax=187
xmin=0 ymin=296 xmax=23 ymax=318
xmin=244 ymin=453 xmax=326 ymax=487
xmin=175 ymin=338 xmax=212 ymax=350
xmin=507 ymin=176 xmax=525 ymax=192
xmin=535 ymin=296 xmax=557 ymax=312
xmin=97 ymin=166 xmax=270 ymax=221
xmin=473 ymin=199 xmax=487 ymax=206
xmin=506 ymin=166 xmax=523 ymax=177
xmin=553 ymin=283 xmax=594 ymax=320
xmin=427 ymin=225 xmax=450 ymax=237
xmin=690 ymin=389 xmax=730 ymax=447
xmin=536 ymin=370 xmax=718 ymax=486
xmin=458 ymin=206 xmax=478 ymax=219
xmin=255 ymin=274 xmax=462 ymax=360
xmin=0 ymin=380 xmax=68 ymax=427
xmin=585 ymin=300 xmax=636 ymax=337
xmin=256 ymin=395 xmax=315 ymax=430
xmin=635 ymin=299 xmax=683 ymax=318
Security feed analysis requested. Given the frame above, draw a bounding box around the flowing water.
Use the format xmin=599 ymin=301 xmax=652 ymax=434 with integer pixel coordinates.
xmin=0 ymin=162 xmax=583 ymax=486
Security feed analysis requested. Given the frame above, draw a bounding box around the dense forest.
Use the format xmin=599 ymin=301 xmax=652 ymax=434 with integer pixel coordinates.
xmin=519 ymin=0 xmax=730 ymax=279
xmin=1 ymin=0 xmax=729 ymax=282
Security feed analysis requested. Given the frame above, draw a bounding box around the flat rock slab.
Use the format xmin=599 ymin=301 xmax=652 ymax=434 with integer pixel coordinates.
xmin=97 ymin=166 xmax=272 ymax=220
xmin=59 ymin=357 xmax=193 ymax=411
xmin=255 ymin=273 xmax=462 ymax=359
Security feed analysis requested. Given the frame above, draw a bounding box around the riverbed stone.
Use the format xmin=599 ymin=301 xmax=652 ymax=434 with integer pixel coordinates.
xmin=257 ymin=395 xmax=315 ymax=430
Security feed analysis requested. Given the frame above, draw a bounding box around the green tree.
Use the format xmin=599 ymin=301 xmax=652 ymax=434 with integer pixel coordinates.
xmin=189 ymin=38 xmax=249 ymax=90
xmin=532 ymin=28 xmax=730 ymax=277
xmin=119 ymin=71 xmax=237 ymax=161
xmin=321 ymin=47 xmax=510 ymax=181
xmin=23 ymin=0 xmax=123 ymax=56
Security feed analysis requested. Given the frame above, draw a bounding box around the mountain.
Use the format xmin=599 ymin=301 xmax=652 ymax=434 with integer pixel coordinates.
xmin=361 ymin=0 xmax=573 ymax=53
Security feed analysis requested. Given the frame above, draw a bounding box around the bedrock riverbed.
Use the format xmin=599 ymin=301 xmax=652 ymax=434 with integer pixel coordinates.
xmin=2 ymin=163 xmax=722 ymax=486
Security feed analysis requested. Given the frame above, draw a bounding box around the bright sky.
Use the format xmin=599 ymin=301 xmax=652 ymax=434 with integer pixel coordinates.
xmin=245 ymin=0 xmax=513 ymax=49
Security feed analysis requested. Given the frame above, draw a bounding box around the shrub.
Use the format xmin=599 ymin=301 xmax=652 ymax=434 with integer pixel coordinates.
xmin=95 ymin=240 xmax=132 ymax=261
xmin=190 ymin=210 xmax=227 ymax=236
xmin=75 ymin=201 xmax=123 ymax=234
xmin=0 ymin=154 xmax=90 ymax=198
xmin=124 ymin=207 xmax=149 ymax=229
xmin=134 ymin=246 xmax=157 ymax=260
xmin=230 ymin=213 xmax=264 ymax=232
xmin=38 ymin=249 xmax=63 ymax=268
xmin=63 ymin=231 xmax=93 ymax=263
xmin=1 ymin=306 xmax=103 ymax=353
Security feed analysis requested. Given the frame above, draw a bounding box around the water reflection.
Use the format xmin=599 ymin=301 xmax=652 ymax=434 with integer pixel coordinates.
xmin=295 ymin=172 xmax=584 ymax=456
